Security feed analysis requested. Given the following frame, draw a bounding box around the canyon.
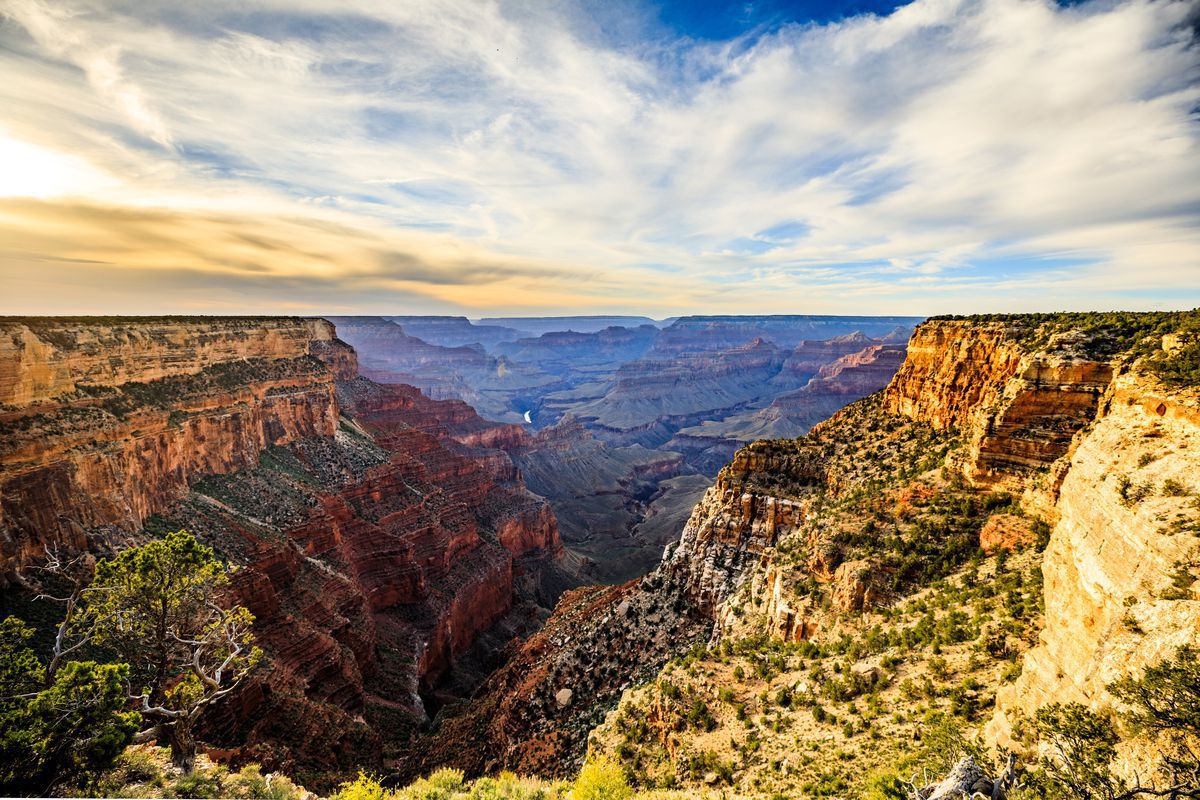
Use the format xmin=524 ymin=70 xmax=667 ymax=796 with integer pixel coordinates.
xmin=0 ymin=317 xmax=571 ymax=781
xmin=2 ymin=311 xmax=1196 ymax=798
xmin=328 ymin=314 xmax=919 ymax=580
xmin=405 ymin=312 xmax=1199 ymax=793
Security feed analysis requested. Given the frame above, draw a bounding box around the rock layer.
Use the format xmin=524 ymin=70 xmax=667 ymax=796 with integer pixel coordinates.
xmin=986 ymin=369 xmax=1200 ymax=751
xmin=883 ymin=320 xmax=1112 ymax=502
xmin=0 ymin=316 xmax=567 ymax=780
xmin=0 ymin=317 xmax=357 ymax=580
xmin=878 ymin=317 xmax=1200 ymax=770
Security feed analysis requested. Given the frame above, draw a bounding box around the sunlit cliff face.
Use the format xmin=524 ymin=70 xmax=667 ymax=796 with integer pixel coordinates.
xmin=0 ymin=0 xmax=1198 ymax=316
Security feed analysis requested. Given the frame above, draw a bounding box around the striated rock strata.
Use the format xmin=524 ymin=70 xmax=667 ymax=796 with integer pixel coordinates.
xmin=669 ymin=341 xmax=906 ymax=472
xmin=882 ymin=319 xmax=1112 ymax=504
xmin=985 ymin=368 xmax=1200 ymax=751
xmin=0 ymin=317 xmax=356 ymax=581
xmin=0 ymin=316 xmax=568 ymax=782
xmin=878 ymin=315 xmax=1200 ymax=771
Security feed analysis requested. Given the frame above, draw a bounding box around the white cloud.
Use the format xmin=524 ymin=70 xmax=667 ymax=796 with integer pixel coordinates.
xmin=0 ymin=0 xmax=1196 ymax=315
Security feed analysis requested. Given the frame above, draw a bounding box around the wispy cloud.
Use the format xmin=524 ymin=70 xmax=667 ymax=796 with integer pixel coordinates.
xmin=0 ymin=0 xmax=1197 ymax=315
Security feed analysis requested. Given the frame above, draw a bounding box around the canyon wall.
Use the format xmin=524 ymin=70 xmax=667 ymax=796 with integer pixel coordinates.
xmin=986 ymin=368 xmax=1200 ymax=752
xmin=665 ymin=442 xmax=817 ymax=617
xmin=0 ymin=316 xmax=566 ymax=779
xmin=882 ymin=319 xmax=1113 ymax=507
xmin=0 ymin=317 xmax=357 ymax=581
xmin=668 ymin=341 xmax=907 ymax=471
xmin=879 ymin=317 xmax=1200 ymax=763
xmin=0 ymin=317 xmax=332 ymax=406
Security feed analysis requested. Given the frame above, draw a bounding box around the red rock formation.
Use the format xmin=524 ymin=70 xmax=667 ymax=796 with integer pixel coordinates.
xmin=770 ymin=332 xmax=878 ymax=389
xmin=882 ymin=320 xmax=1111 ymax=497
xmin=400 ymin=575 xmax=707 ymax=780
xmin=0 ymin=316 xmax=566 ymax=780
xmin=0 ymin=316 xmax=332 ymax=406
xmin=0 ymin=360 xmax=341 ymax=580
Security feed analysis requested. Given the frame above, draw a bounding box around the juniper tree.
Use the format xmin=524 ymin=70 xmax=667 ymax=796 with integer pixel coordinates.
xmin=83 ymin=530 xmax=261 ymax=772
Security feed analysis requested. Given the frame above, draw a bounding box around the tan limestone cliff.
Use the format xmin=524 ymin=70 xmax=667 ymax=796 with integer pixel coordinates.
xmin=986 ymin=368 xmax=1200 ymax=750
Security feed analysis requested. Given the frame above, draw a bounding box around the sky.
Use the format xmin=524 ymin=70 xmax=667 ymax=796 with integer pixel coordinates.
xmin=0 ymin=0 xmax=1198 ymax=317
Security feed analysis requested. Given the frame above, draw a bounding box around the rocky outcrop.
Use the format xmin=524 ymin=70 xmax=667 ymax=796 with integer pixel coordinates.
xmin=877 ymin=315 xmax=1200 ymax=774
xmin=666 ymin=441 xmax=819 ymax=616
xmin=883 ymin=320 xmax=1112 ymax=503
xmin=770 ymin=331 xmax=878 ymax=389
xmin=987 ymin=367 xmax=1200 ymax=753
xmin=0 ymin=316 xmax=337 ymax=406
xmin=917 ymin=758 xmax=999 ymax=800
xmin=0 ymin=317 xmax=358 ymax=580
xmin=881 ymin=319 xmax=1025 ymax=430
xmin=307 ymin=318 xmax=360 ymax=380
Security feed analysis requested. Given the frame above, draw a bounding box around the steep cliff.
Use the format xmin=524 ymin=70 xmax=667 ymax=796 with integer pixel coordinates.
xmin=568 ymin=312 xmax=1196 ymax=796
xmin=0 ymin=317 xmax=358 ymax=581
xmin=882 ymin=319 xmax=1114 ymax=509
xmin=985 ymin=366 xmax=1200 ymax=753
xmin=0 ymin=316 xmax=567 ymax=783
xmin=877 ymin=313 xmax=1200 ymax=775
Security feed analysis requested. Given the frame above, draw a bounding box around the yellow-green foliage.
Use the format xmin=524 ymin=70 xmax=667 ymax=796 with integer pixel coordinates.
xmin=332 ymin=772 xmax=391 ymax=800
xmin=572 ymin=755 xmax=632 ymax=800
xmin=445 ymin=771 xmax=553 ymax=800
xmin=230 ymin=764 xmax=307 ymax=800
xmin=336 ymin=768 xmax=564 ymax=800
xmin=394 ymin=767 xmax=464 ymax=799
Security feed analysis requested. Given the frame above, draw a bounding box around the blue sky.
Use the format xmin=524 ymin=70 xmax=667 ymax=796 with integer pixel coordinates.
xmin=0 ymin=0 xmax=1197 ymax=316
xmin=655 ymin=0 xmax=913 ymax=37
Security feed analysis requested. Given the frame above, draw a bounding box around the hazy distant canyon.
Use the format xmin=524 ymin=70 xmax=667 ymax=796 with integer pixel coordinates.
xmin=326 ymin=314 xmax=918 ymax=580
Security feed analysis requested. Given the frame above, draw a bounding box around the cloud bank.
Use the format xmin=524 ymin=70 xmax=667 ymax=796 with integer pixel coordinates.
xmin=0 ymin=0 xmax=1197 ymax=315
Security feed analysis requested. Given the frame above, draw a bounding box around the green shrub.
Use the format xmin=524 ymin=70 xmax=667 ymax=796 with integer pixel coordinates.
xmin=861 ymin=769 xmax=908 ymax=800
xmin=1162 ymin=478 xmax=1190 ymax=497
xmin=229 ymin=765 xmax=305 ymax=799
